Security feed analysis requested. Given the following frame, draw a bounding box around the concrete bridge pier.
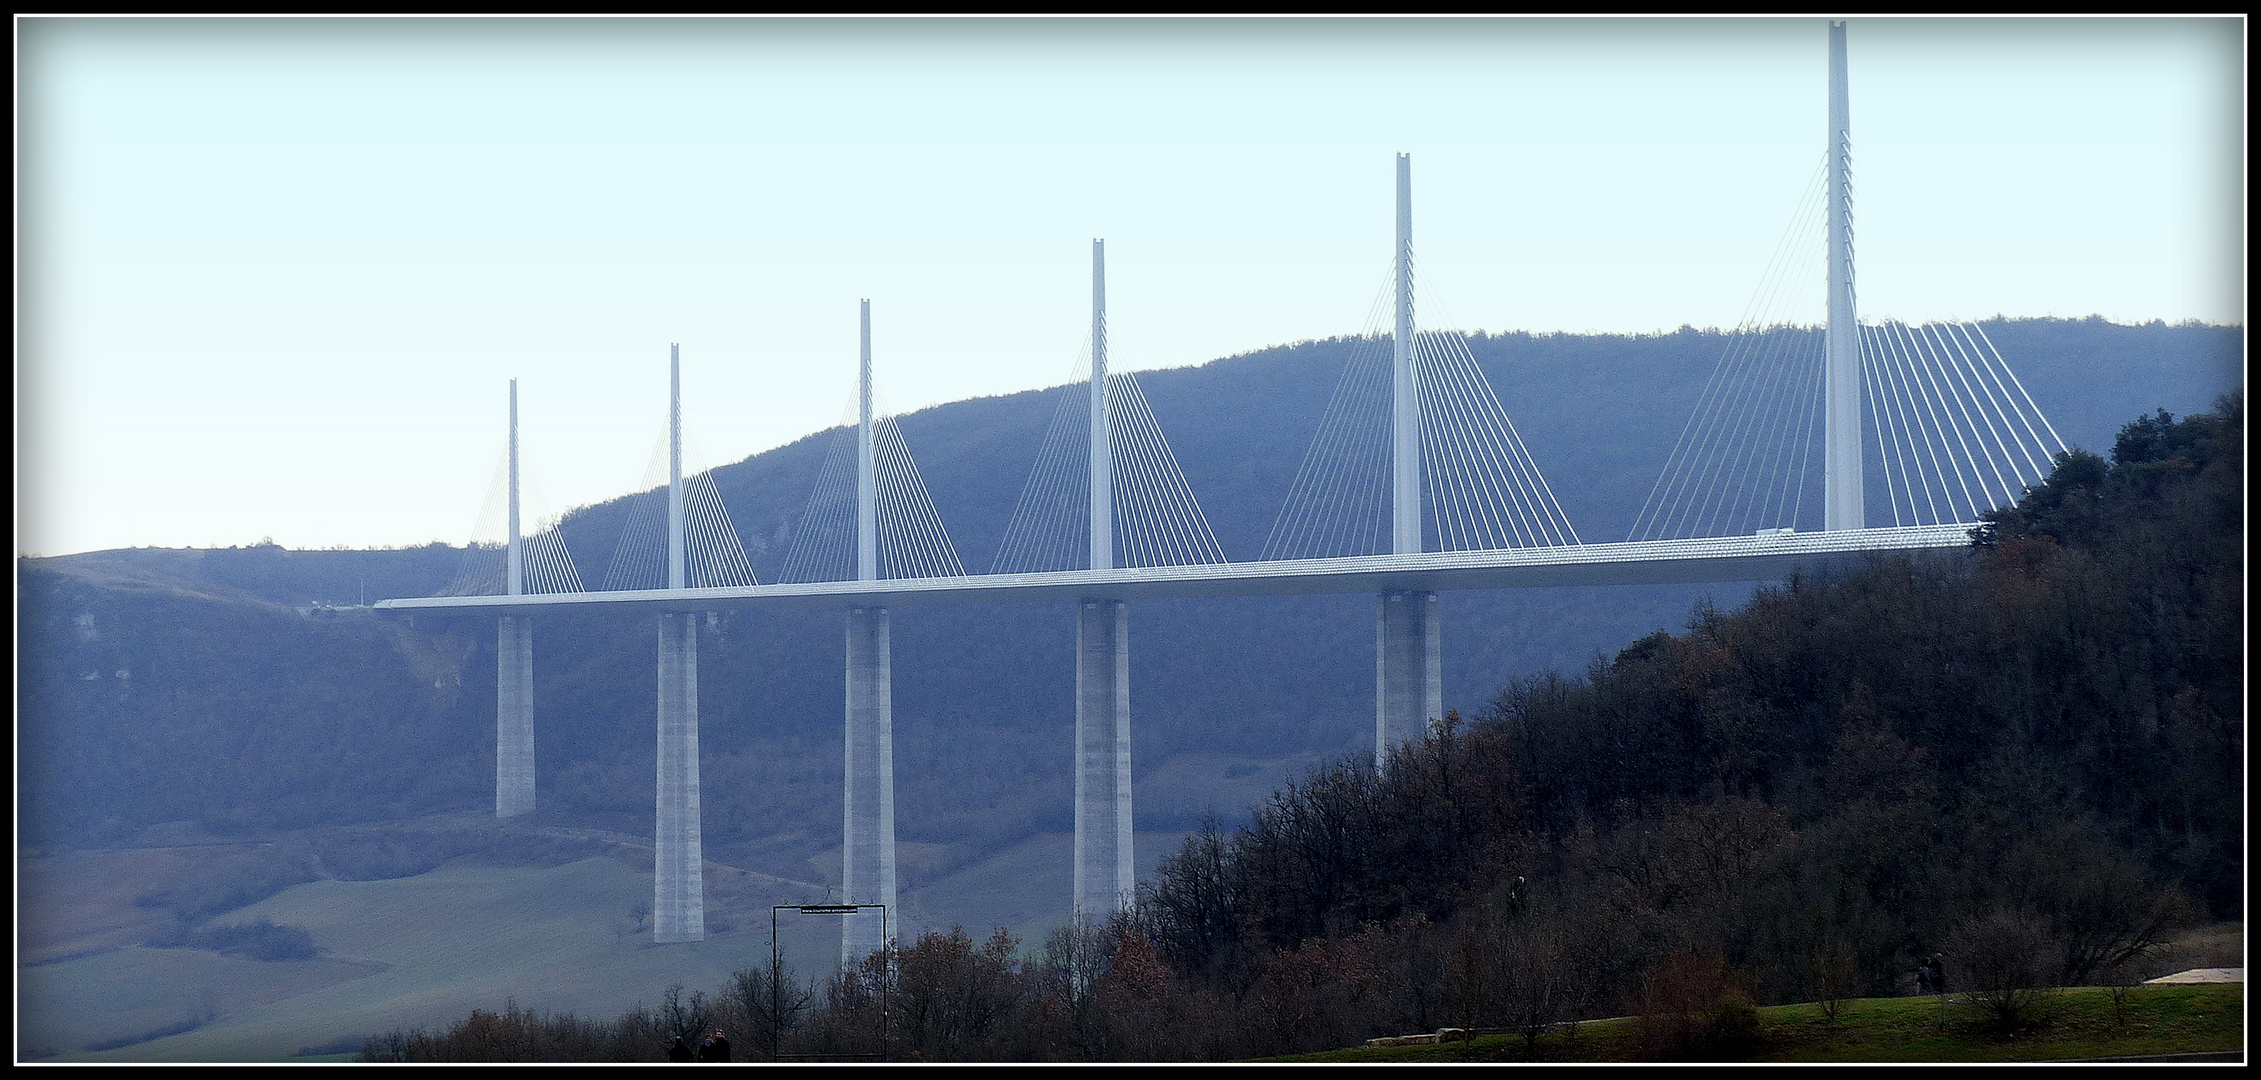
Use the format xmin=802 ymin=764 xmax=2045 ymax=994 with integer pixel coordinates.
xmin=496 ymin=378 xmax=536 ymax=819
xmin=1074 ymin=599 xmax=1134 ymax=918
xmin=654 ymin=611 xmax=705 ymax=942
xmin=842 ymin=605 xmax=898 ymax=962
xmin=496 ymin=616 xmax=535 ymax=817
xmin=1376 ymin=590 xmax=1443 ymax=769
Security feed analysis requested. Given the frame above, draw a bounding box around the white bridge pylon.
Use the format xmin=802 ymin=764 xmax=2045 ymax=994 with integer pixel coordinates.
xmin=398 ymin=20 xmax=2072 ymax=955
xmin=1630 ymin=20 xmax=2066 ymax=543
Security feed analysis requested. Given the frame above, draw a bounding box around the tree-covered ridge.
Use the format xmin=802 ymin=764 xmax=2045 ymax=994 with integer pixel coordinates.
xmin=1125 ymin=395 xmax=2242 ymax=1051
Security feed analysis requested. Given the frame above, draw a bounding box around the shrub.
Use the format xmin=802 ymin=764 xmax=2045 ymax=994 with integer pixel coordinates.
xmin=1947 ymin=909 xmax=2057 ymax=1031
xmin=1635 ymin=950 xmax=1766 ymax=1060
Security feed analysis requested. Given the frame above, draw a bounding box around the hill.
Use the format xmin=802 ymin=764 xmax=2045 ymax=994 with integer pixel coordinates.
xmin=21 ymin=319 xmax=2240 ymax=862
xmin=15 ymin=318 xmax=2243 ymax=1058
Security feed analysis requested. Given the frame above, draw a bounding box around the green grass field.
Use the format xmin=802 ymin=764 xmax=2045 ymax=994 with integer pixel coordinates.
xmin=1281 ymin=983 xmax=2245 ymax=1063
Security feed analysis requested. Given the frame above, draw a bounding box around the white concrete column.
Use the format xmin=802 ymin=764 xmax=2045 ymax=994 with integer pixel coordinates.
xmin=1089 ymin=240 xmax=1113 ymax=573
xmin=506 ymin=379 xmax=523 ymax=595
xmin=1375 ymin=590 xmax=1443 ymax=769
xmin=842 ymin=606 xmax=896 ymax=963
xmin=1824 ymin=21 xmax=1863 ymax=531
xmin=496 ymin=615 xmax=535 ymax=817
xmin=668 ymin=344 xmax=686 ymax=588
xmin=857 ymin=302 xmax=879 ymax=582
xmin=654 ymin=612 xmax=704 ymax=942
xmin=1391 ymin=154 xmax=1421 ymax=557
xmin=497 ymin=378 xmax=534 ymax=819
xmin=1073 ymin=599 xmax=1133 ymax=918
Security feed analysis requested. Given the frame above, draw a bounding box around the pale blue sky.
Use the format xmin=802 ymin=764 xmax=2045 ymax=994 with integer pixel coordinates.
xmin=16 ymin=16 xmax=2245 ymax=556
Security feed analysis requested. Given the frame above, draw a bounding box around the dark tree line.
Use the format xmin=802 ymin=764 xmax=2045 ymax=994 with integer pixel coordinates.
xmin=1122 ymin=394 xmax=2240 ymax=1050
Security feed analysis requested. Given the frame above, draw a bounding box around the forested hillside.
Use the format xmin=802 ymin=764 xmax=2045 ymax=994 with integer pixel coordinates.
xmin=1120 ymin=395 xmax=2243 ymax=1057
xmin=19 ymin=319 xmax=2243 ymax=899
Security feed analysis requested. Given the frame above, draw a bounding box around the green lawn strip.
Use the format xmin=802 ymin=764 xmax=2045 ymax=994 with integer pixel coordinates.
xmin=1272 ymin=984 xmax=2243 ymax=1063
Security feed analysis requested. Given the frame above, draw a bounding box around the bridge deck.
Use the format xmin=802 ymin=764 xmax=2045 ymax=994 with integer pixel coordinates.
xmin=376 ymin=525 xmax=1976 ymax=615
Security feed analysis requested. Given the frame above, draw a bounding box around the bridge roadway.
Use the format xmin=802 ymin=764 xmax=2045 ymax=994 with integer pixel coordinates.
xmin=376 ymin=523 xmax=1977 ymax=615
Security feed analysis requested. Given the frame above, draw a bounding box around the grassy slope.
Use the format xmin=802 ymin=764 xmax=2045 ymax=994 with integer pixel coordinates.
xmin=1281 ymin=984 xmax=2245 ymax=1063
xmin=19 ymin=826 xmax=1193 ymax=1062
xmin=33 ymin=857 xmax=814 ymax=1062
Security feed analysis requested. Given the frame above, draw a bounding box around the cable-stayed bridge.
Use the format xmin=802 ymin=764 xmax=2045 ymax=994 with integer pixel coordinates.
xmin=379 ymin=22 xmax=2066 ymax=960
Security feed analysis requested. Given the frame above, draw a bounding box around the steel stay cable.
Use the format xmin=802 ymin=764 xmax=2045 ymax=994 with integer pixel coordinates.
xmin=1104 ymin=374 xmax=1154 ymax=565
xmin=1945 ymin=322 xmax=2051 ymax=482
xmin=1745 ymin=329 xmax=1813 ymax=529
xmin=1414 ymin=335 xmax=1477 ymax=550
xmin=1309 ymin=275 xmax=1397 ymax=557
xmin=1422 ymin=279 xmax=1579 ymax=546
xmin=1118 ymin=380 xmax=1174 ymax=564
xmin=874 ymin=419 xmax=922 ymax=577
xmin=992 ymin=387 xmax=1069 ymax=572
xmin=1427 ymin=331 xmax=1534 ymax=547
xmin=1263 ymin=273 xmax=1393 ymax=559
xmin=1659 ymin=319 xmax=1779 ymax=538
xmin=1871 ymin=322 xmax=1946 ymax=524
xmin=991 ymin=359 xmax=1074 ymax=572
xmin=1456 ymin=332 xmax=1582 ymax=544
xmin=1120 ymin=373 xmax=1226 ymax=565
xmin=1885 ymin=322 xmax=1952 ymax=524
xmin=1128 ymin=375 xmax=1218 ymax=565
xmin=1745 ymin=327 xmax=1817 ymax=533
xmin=1704 ymin=197 xmax=1829 ymax=534
xmin=1938 ymin=322 xmax=2048 ymax=487
xmin=1926 ymin=322 xmax=2032 ymax=492
xmin=885 ymin=416 xmax=966 ymax=577
xmin=1914 ymin=323 xmax=2017 ymax=508
xmin=886 ymin=417 xmax=957 ymax=578
xmin=1698 ymin=323 xmax=1803 ymax=536
xmin=1971 ymin=322 xmax=2069 ymax=456
xmin=1860 ymin=326 xmax=1912 ymax=527
xmin=780 ymin=428 xmax=854 ymax=583
xmin=1270 ymin=334 xmax=1381 ymax=558
xmin=1745 ymin=325 xmax=1821 ymax=531
xmin=1892 ymin=321 xmax=1989 ymax=519
xmin=994 ymin=369 xmax=1088 ymax=572
xmin=1413 ymin=275 xmax=1557 ymax=548
xmin=1651 ymin=167 xmax=1828 ymax=538
xmin=1883 ymin=322 xmax=1970 ymax=522
xmin=874 ymin=421 xmax=916 ymax=577
xmin=1432 ymin=331 xmax=1533 ymax=548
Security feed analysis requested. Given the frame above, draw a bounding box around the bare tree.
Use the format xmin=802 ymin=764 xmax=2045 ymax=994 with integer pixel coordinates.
xmin=1812 ymin=935 xmax=1861 ymax=1023
xmin=1498 ymin=919 xmax=1574 ymax=1052
xmin=1946 ymin=909 xmax=2056 ymax=1031
xmin=727 ymin=956 xmax=817 ymax=1060
xmin=658 ymin=984 xmax=712 ymax=1046
xmin=1043 ymin=914 xmax=1121 ymax=1058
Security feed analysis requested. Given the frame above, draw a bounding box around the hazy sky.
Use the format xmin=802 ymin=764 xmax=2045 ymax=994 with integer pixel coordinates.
xmin=16 ymin=16 xmax=2245 ymax=557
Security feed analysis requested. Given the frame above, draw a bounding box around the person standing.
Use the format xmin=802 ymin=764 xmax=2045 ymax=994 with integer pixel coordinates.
xmin=699 ymin=1029 xmax=732 ymax=1062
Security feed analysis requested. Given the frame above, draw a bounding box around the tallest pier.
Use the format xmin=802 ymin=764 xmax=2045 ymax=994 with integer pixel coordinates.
xmin=653 ymin=343 xmax=705 ymax=944
xmin=1074 ymin=239 xmax=1135 ymax=920
xmin=1377 ymin=153 xmax=1444 ymax=768
xmin=1823 ymin=20 xmax=1862 ymax=532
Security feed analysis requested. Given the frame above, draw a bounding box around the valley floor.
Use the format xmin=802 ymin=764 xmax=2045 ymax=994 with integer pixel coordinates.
xmin=16 ymin=819 xmax=1190 ymax=1063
